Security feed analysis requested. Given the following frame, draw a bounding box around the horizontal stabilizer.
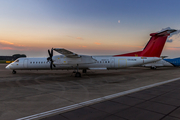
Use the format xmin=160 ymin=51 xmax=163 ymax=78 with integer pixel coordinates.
xmin=161 ymin=56 xmax=168 ymax=59
xmin=151 ymin=29 xmax=177 ymax=36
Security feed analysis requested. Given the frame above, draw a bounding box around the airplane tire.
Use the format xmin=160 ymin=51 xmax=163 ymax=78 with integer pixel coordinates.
xmin=75 ymin=72 xmax=81 ymax=77
xmin=12 ymin=70 xmax=16 ymax=74
xmin=151 ymin=67 xmax=157 ymax=70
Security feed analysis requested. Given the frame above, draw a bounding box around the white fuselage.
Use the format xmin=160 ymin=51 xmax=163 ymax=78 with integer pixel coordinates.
xmin=6 ymin=55 xmax=161 ymax=70
xmin=142 ymin=59 xmax=173 ymax=68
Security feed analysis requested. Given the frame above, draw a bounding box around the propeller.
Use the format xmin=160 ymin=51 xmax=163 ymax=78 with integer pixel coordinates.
xmin=47 ymin=48 xmax=56 ymax=69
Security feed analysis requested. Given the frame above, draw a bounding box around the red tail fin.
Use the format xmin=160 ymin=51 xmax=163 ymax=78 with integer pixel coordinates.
xmin=114 ymin=29 xmax=177 ymax=57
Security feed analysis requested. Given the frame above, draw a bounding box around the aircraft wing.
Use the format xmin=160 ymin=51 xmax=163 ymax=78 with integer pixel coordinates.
xmin=53 ymin=48 xmax=80 ymax=58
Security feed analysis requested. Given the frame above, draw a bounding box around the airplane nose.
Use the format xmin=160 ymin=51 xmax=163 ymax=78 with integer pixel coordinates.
xmin=6 ymin=64 xmax=11 ymax=69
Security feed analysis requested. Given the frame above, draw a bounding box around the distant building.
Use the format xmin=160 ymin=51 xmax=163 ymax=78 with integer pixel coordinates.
xmin=0 ymin=54 xmax=26 ymax=61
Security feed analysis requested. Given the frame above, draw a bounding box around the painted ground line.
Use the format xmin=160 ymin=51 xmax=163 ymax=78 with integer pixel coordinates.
xmin=17 ymin=77 xmax=180 ymax=120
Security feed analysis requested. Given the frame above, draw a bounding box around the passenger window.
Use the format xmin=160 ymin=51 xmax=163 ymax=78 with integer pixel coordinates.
xmin=33 ymin=62 xmax=35 ymax=64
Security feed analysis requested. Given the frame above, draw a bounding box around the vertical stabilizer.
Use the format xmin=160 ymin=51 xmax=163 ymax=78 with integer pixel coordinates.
xmin=114 ymin=29 xmax=177 ymax=57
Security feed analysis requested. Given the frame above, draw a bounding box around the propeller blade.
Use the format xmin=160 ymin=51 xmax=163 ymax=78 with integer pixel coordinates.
xmin=50 ymin=61 xmax=53 ymax=70
xmin=48 ymin=49 xmax=51 ymax=57
xmin=47 ymin=48 xmax=54 ymax=69
xmin=51 ymin=48 xmax=53 ymax=57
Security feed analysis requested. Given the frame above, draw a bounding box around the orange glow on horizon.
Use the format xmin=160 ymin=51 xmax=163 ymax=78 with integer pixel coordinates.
xmin=166 ymin=47 xmax=180 ymax=51
xmin=94 ymin=42 xmax=101 ymax=45
xmin=0 ymin=40 xmax=14 ymax=45
xmin=0 ymin=47 xmax=13 ymax=50
xmin=76 ymin=37 xmax=83 ymax=40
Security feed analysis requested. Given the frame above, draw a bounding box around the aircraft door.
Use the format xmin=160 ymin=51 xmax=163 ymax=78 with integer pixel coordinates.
xmin=23 ymin=59 xmax=28 ymax=68
xmin=118 ymin=59 xmax=127 ymax=68
xmin=110 ymin=58 xmax=115 ymax=68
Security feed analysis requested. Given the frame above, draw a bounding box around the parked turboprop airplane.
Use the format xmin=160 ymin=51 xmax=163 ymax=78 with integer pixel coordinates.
xmin=143 ymin=57 xmax=180 ymax=69
xmin=6 ymin=29 xmax=177 ymax=77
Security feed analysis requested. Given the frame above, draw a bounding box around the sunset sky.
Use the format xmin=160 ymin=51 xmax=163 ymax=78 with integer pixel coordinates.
xmin=0 ymin=0 xmax=180 ymax=57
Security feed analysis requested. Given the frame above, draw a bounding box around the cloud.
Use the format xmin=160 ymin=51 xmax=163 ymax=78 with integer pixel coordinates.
xmin=76 ymin=37 xmax=83 ymax=40
xmin=0 ymin=40 xmax=28 ymax=51
xmin=167 ymin=47 xmax=180 ymax=51
xmin=94 ymin=42 xmax=101 ymax=45
xmin=118 ymin=20 xmax=120 ymax=23
xmin=67 ymin=36 xmax=84 ymax=40
xmin=159 ymin=27 xmax=172 ymax=32
xmin=0 ymin=40 xmax=14 ymax=45
xmin=173 ymin=47 xmax=180 ymax=48
xmin=168 ymin=30 xmax=180 ymax=43
xmin=79 ymin=45 xmax=87 ymax=48
xmin=159 ymin=27 xmax=180 ymax=43
xmin=1 ymin=47 xmax=13 ymax=50
xmin=166 ymin=39 xmax=173 ymax=43
xmin=127 ymin=45 xmax=144 ymax=49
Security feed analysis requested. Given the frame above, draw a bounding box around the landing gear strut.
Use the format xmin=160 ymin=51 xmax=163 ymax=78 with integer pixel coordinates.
xmin=82 ymin=69 xmax=87 ymax=73
xmin=75 ymin=64 xmax=81 ymax=77
xmin=12 ymin=70 xmax=16 ymax=74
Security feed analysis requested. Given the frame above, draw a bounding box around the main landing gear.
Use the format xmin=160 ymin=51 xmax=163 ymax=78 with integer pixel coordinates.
xmin=12 ymin=70 xmax=16 ymax=74
xmin=75 ymin=72 xmax=81 ymax=77
xmin=151 ymin=66 xmax=157 ymax=70
xmin=73 ymin=65 xmax=87 ymax=77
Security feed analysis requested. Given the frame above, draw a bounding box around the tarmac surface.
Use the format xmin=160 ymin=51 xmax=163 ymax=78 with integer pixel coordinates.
xmin=0 ymin=64 xmax=180 ymax=120
xmin=42 ymin=78 xmax=180 ymax=120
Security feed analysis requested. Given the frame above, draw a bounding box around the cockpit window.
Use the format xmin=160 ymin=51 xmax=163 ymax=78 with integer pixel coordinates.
xmin=15 ymin=60 xmax=19 ymax=62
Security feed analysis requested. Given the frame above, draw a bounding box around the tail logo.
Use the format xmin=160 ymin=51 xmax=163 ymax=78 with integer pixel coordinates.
xmin=135 ymin=54 xmax=138 ymax=57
